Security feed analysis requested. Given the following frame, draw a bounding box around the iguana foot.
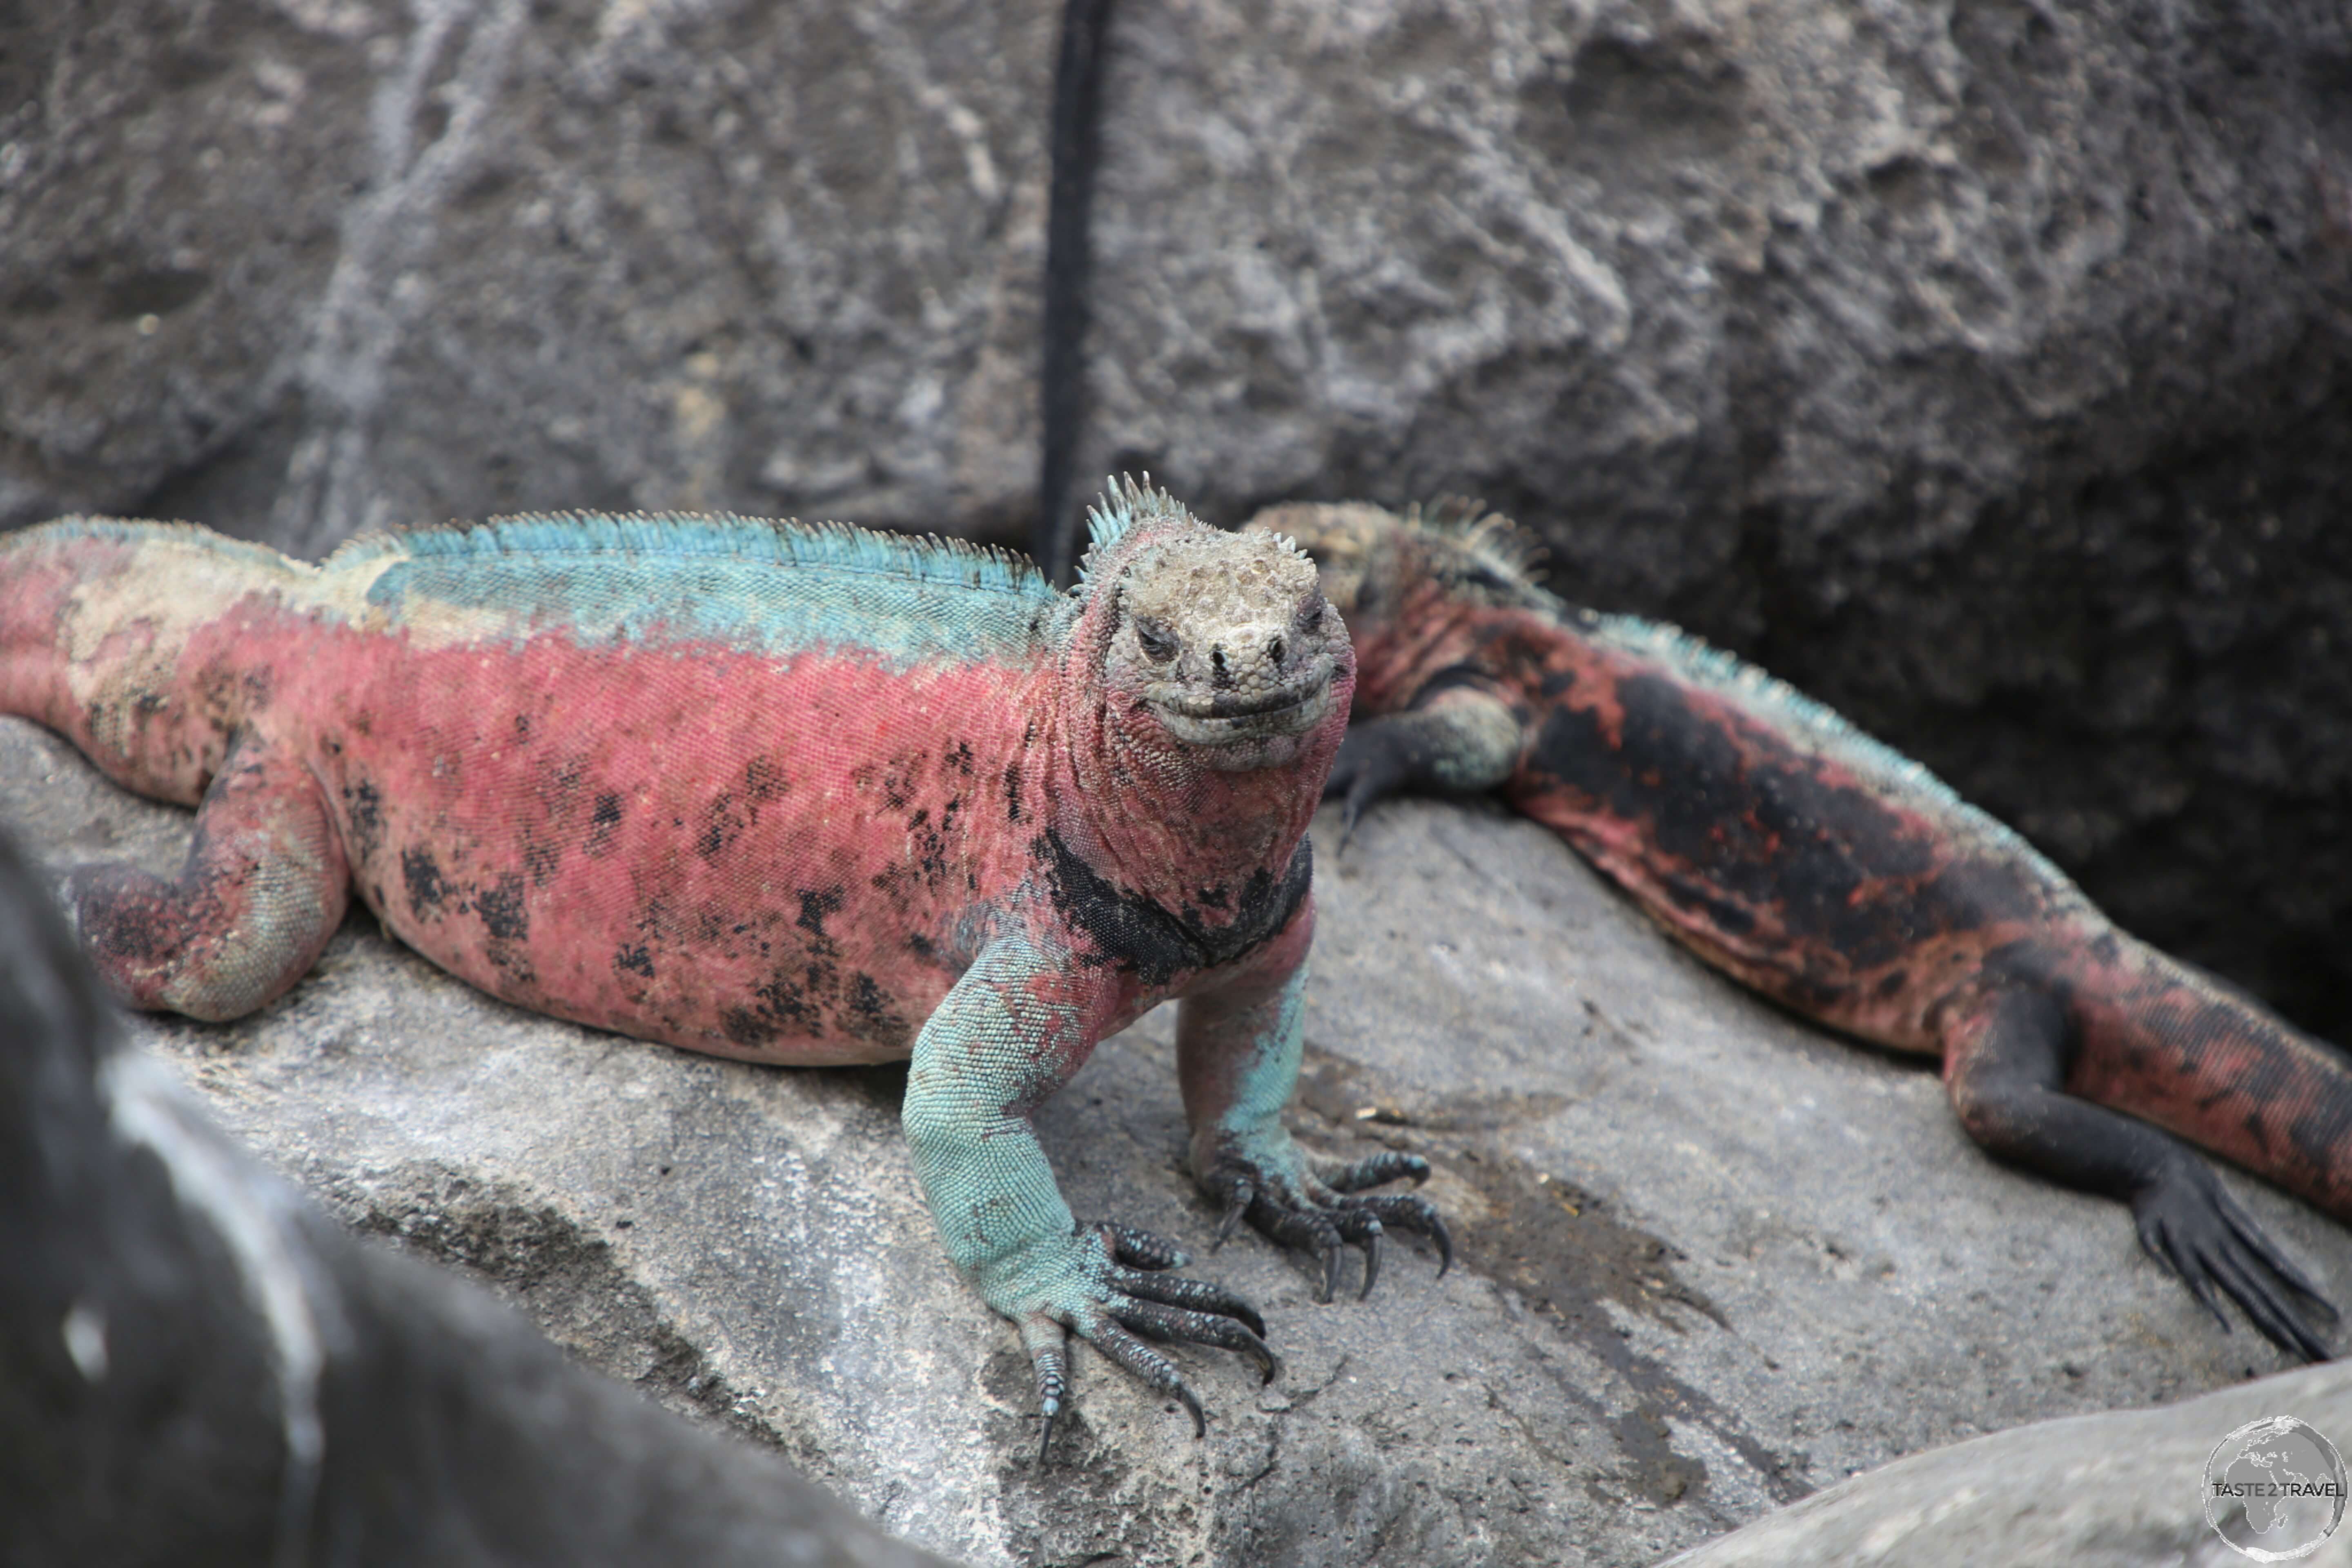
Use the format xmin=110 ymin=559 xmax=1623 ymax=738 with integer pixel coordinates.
xmin=2133 ymin=1155 xmax=2337 ymax=1361
xmin=1322 ymin=725 xmax=1417 ymax=847
xmin=996 ymin=1222 xmax=1276 ymax=1464
xmin=1205 ymin=1146 xmax=1454 ymax=1303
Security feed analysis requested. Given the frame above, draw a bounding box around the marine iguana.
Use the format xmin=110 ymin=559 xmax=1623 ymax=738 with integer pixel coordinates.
xmin=1246 ymin=498 xmax=2341 ymax=1361
xmin=0 ymin=479 xmax=1448 ymax=1455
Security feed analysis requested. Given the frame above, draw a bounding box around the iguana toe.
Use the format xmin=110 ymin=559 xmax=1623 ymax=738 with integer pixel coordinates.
xmin=1320 ymin=1149 xmax=1431 ymax=1192
xmin=1112 ymin=1299 xmax=1280 ymax=1384
xmin=1110 ymin=1263 xmax=1267 ymax=1339
xmin=1329 ymin=1191 xmax=1454 ymax=1280
xmin=1209 ymin=1173 xmax=1255 ymax=1247
xmin=1323 ymin=732 xmax=1403 ymax=851
xmin=1006 ymin=1222 xmax=1273 ymax=1463
xmin=1205 ymin=1146 xmax=1452 ymax=1301
xmin=1087 ymin=1322 xmax=1207 ymax=1439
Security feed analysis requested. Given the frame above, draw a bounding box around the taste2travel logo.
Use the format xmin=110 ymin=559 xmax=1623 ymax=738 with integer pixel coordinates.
xmin=2204 ymin=1416 xmax=2349 ymax=1561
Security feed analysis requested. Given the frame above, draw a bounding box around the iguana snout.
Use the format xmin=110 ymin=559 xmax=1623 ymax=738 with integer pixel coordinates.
xmin=1111 ymin=527 xmax=1349 ymax=768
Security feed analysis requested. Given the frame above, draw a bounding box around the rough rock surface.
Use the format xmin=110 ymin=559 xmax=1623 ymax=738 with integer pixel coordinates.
xmin=4 ymin=0 xmax=2347 ymax=1043
xmin=1665 ymin=1359 xmax=2352 ymax=1567
xmin=11 ymin=710 xmax=2352 ymax=1566
xmin=0 ymin=0 xmax=1058 ymax=545
xmin=1074 ymin=0 xmax=2352 ymax=1040
xmin=0 ymin=820 xmax=947 ymax=1568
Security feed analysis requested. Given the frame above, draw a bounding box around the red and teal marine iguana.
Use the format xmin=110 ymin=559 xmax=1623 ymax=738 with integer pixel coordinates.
xmin=1246 ymin=499 xmax=2344 ymax=1361
xmin=0 ymin=479 xmax=1448 ymax=1455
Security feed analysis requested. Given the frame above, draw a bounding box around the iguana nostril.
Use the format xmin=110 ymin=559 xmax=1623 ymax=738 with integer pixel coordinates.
xmin=1269 ymin=636 xmax=1285 ymax=668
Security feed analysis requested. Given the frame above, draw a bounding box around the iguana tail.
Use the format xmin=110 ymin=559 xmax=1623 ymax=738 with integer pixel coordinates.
xmin=0 ymin=519 xmax=308 ymax=805
xmin=2064 ymin=932 xmax=2352 ymax=1222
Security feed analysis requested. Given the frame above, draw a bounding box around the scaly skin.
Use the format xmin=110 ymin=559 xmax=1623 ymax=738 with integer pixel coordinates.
xmin=1247 ymin=499 xmax=2343 ymax=1361
xmin=0 ymin=480 xmax=1448 ymax=1455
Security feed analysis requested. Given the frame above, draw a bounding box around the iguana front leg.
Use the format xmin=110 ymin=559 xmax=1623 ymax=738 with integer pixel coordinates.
xmin=1324 ymin=681 xmax=1523 ymax=841
xmin=904 ymin=933 xmax=1274 ymax=1461
xmin=1178 ymin=895 xmax=1453 ymax=1302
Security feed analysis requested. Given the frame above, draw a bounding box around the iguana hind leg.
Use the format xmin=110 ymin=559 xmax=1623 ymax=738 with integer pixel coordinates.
xmin=1943 ymin=985 xmax=2336 ymax=1360
xmin=69 ymin=732 xmax=348 ymax=1021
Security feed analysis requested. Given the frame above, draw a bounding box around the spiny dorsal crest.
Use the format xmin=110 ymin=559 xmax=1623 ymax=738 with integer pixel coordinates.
xmin=1072 ymin=474 xmax=1312 ymax=584
xmin=1076 ymin=474 xmax=1197 ymax=580
xmin=1401 ymin=497 xmax=1549 ymax=604
xmin=332 ymin=510 xmax=1052 ymax=598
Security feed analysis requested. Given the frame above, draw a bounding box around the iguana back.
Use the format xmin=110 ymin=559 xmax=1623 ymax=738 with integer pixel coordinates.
xmin=4 ymin=514 xmax=1059 ymax=1059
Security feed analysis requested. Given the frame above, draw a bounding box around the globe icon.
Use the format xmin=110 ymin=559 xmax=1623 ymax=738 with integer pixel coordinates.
xmin=2204 ymin=1416 xmax=2349 ymax=1561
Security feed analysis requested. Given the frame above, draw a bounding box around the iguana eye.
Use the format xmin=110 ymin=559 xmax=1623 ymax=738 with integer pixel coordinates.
xmin=1134 ymin=619 xmax=1179 ymax=662
xmin=1292 ymin=590 xmax=1327 ymax=629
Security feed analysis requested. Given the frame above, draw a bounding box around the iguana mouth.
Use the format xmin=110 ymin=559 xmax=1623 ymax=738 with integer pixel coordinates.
xmin=1148 ymin=672 xmax=1335 ymax=746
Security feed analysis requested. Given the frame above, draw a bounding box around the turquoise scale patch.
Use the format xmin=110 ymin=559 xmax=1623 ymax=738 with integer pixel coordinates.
xmin=343 ymin=512 xmax=1070 ymax=668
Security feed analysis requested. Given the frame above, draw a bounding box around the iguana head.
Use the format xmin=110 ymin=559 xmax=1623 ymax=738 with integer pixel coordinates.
xmin=1240 ymin=499 xmax=1550 ymax=629
xmin=1074 ymin=479 xmax=1351 ymax=774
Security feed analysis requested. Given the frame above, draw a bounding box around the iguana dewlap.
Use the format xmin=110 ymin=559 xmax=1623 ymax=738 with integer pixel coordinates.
xmin=0 ymin=480 xmax=1447 ymax=1454
xmin=1247 ymin=499 xmax=2342 ymax=1362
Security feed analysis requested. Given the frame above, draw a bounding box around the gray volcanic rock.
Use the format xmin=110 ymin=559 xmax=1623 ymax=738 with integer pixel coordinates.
xmin=4 ymin=0 xmax=2347 ymax=1054
xmin=0 ymin=0 xmax=1056 ymax=546
xmin=1663 ymin=1360 xmax=2352 ymax=1568
xmin=1073 ymin=0 xmax=2352 ymax=1042
xmin=10 ymin=710 xmax=2352 ymax=1565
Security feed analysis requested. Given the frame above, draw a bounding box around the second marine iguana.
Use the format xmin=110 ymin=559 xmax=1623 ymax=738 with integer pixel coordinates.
xmin=0 ymin=478 xmax=1448 ymax=1456
xmin=1245 ymin=498 xmax=2343 ymax=1361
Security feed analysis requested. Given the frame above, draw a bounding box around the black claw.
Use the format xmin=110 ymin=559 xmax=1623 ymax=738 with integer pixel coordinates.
xmin=1176 ymin=1380 xmax=1206 ymax=1439
xmin=1091 ymin=1321 xmax=1207 ymax=1439
xmin=1325 ymin=728 xmax=1410 ymax=852
xmin=1358 ymin=1227 xmax=1383 ymax=1299
xmin=2209 ymin=1247 xmax=2313 ymax=1361
xmin=2134 ymin=1162 xmax=2334 ymax=1360
xmin=2145 ymin=1213 xmax=2234 ymax=1334
xmin=2218 ymin=1187 xmax=2336 ymax=1312
xmin=1212 ymin=1179 xmax=1255 ymax=1250
xmin=1338 ymin=788 xmax=1370 ymax=852
xmin=1335 ymin=1191 xmax=1453 ymax=1280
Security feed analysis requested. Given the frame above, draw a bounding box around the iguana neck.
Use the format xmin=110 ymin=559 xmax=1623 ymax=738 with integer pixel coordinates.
xmin=1047 ymin=663 xmax=1343 ymax=917
xmin=1350 ymin=572 xmax=1489 ymax=714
